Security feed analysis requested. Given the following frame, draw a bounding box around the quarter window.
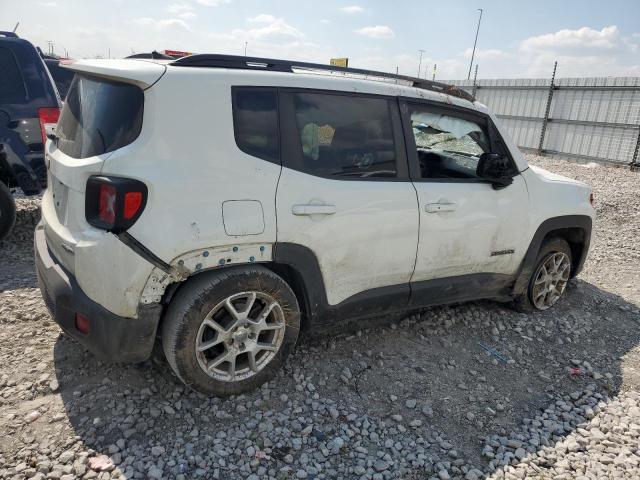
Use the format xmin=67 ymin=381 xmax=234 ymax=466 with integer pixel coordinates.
xmin=233 ymin=88 xmax=279 ymax=163
xmin=293 ymin=92 xmax=397 ymax=178
xmin=409 ymin=105 xmax=490 ymax=180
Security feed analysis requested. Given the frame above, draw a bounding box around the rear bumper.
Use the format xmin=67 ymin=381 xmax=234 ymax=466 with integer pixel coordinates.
xmin=34 ymin=223 xmax=162 ymax=363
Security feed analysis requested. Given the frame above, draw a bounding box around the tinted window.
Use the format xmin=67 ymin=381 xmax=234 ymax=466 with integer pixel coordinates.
xmin=45 ymin=60 xmax=75 ymax=99
xmin=57 ymin=74 xmax=143 ymax=159
xmin=0 ymin=47 xmax=26 ymax=101
xmin=233 ymin=88 xmax=279 ymax=163
xmin=409 ymin=105 xmax=490 ymax=180
xmin=293 ymin=92 xmax=396 ymax=178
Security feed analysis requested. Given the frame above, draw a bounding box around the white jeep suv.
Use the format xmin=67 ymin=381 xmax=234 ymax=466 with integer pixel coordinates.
xmin=35 ymin=54 xmax=594 ymax=395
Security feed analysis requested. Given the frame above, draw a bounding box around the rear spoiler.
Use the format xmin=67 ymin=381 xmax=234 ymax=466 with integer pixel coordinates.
xmin=61 ymin=59 xmax=167 ymax=89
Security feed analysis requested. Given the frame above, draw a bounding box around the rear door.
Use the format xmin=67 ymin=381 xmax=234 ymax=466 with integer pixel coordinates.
xmin=275 ymin=89 xmax=419 ymax=309
xmin=401 ymin=99 xmax=529 ymax=291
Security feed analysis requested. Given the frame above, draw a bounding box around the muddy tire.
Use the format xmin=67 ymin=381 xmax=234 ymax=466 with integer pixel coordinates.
xmin=161 ymin=265 xmax=300 ymax=396
xmin=0 ymin=182 xmax=16 ymax=242
xmin=514 ymin=237 xmax=572 ymax=312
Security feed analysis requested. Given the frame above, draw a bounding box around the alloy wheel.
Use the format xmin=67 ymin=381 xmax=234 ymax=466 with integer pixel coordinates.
xmin=195 ymin=291 xmax=286 ymax=382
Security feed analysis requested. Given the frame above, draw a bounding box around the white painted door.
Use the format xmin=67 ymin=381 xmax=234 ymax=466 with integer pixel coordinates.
xmin=403 ymin=101 xmax=530 ymax=282
xmin=412 ymin=177 xmax=529 ymax=281
xmin=276 ymin=91 xmax=419 ymax=305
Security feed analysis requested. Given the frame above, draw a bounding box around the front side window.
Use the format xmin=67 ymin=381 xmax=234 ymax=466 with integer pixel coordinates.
xmin=293 ymin=92 xmax=397 ymax=179
xmin=232 ymin=88 xmax=279 ymax=163
xmin=409 ymin=105 xmax=490 ymax=180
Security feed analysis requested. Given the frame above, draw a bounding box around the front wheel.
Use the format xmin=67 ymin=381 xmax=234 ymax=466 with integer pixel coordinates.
xmin=514 ymin=237 xmax=572 ymax=312
xmin=0 ymin=181 xmax=16 ymax=242
xmin=161 ymin=266 xmax=300 ymax=396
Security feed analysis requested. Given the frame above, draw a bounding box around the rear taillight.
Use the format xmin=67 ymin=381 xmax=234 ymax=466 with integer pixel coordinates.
xmin=86 ymin=176 xmax=147 ymax=232
xmin=38 ymin=107 xmax=60 ymax=145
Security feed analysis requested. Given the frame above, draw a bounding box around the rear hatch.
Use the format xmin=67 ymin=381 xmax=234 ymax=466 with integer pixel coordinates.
xmin=43 ymin=59 xmax=166 ymax=273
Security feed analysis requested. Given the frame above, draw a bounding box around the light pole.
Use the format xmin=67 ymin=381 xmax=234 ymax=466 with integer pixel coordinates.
xmin=417 ymin=49 xmax=426 ymax=78
xmin=467 ymin=8 xmax=483 ymax=80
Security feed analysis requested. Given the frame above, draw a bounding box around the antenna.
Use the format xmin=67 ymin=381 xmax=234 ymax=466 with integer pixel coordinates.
xmin=12 ymin=22 xmax=19 ymax=33
xmin=467 ymin=8 xmax=483 ymax=80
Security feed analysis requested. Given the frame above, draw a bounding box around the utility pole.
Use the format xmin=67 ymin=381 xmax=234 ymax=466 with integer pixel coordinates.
xmin=432 ymin=64 xmax=437 ymax=81
xmin=47 ymin=41 xmax=53 ymax=55
xmin=417 ymin=49 xmax=426 ymax=78
xmin=244 ymin=42 xmax=248 ymax=56
xmin=467 ymin=8 xmax=483 ymax=80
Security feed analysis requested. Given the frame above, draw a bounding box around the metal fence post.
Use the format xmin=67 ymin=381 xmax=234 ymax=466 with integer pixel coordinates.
xmin=632 ymin=128 xmax=640 ymax=171
xmin=538 ymin=61 xmax=557 ymax=155
xmin=472 ymin=64 xmax=479 ymax=99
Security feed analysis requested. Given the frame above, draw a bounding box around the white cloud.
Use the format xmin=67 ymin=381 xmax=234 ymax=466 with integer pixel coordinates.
xmin=520 ymin=25 xmax=620 ymax=52
xmin=134 ymin=17 xmax=191 ymax=31
xmin=247 ymin=14 xmax=277 ymax=23
xmin=39 ymin=1 xmax=58 ymax=6
xmin=230 ymin=16 xmax=303 ymax=40
xmin=463 ymin=48 xmax=514 ymax=60
xmin=355 ymin=25 xmax=394 ymax=39
xmin=340 ymin=6 xmax=363 ymax=14
xmin=167 ymin=3 xmax=196 ymax=19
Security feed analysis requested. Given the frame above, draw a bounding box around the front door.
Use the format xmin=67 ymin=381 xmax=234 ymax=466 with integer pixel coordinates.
xmin=401 ymin=99 xmax=530 ymax=290
xmin=276 ymin=90 xmax=419 ymax=310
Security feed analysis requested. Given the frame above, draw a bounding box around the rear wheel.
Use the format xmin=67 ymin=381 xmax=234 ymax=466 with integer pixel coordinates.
xmin=162 ymin=266 xmax=300 ymax=396
xmin=0 ymin=181 xmax=16 ymax=242
xmin=514 ymin=237 xmax=572 ymax=312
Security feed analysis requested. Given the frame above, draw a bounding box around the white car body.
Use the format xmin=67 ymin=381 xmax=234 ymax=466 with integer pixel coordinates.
xmin=35 ymin=56 xmax=595 ymax=365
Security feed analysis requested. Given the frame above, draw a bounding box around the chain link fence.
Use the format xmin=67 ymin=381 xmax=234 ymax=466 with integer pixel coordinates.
xmin=448 ymin=76 xmax=640 ymax=169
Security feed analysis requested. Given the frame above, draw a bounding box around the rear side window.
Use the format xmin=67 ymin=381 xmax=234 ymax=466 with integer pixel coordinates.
xmin=232 ymin=88 xmax=279 ymax=164
xmin=292 ymin=92 xmax=397 ymax=179
xmin=0 ymin=47 xmax=26 ymax=101
xmin=56 ymin=74 xmax=143 ymax=159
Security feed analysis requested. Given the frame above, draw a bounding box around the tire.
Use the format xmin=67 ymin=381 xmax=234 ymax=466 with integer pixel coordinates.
xmin=162 ymin=265 xmax=300 ymax=396
xmin=0 ymin=181 xmax=17 ymax=242
xmin=514 ymin=237 xmax=572 ymax=312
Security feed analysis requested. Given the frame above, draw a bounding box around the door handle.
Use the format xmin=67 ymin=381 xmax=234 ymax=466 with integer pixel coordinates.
xmin=292 ymin=204 xmax=337 ymax=216
xmin=425 ymin=202 xmax=457 ymax=213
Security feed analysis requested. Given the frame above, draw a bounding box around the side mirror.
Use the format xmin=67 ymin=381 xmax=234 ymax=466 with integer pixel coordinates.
xmin=477 ymin=153 xmax=514 ymax=189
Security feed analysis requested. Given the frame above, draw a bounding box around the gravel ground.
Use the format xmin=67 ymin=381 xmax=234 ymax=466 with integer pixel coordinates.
xmin=1 ymin=156 xmax=639 ymax=480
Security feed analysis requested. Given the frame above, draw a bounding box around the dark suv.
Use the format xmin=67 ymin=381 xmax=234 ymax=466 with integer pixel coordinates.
xmin=0 ymin=32 xmax=60 ymax=240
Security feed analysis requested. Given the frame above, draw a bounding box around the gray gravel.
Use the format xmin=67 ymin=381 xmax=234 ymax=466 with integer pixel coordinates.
xmin=1 ymin=156 xmax=639 ymax=479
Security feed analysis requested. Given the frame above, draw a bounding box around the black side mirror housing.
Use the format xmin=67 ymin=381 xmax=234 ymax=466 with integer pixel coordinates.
xmin=477 ymin=153 xmax=514 ymax=189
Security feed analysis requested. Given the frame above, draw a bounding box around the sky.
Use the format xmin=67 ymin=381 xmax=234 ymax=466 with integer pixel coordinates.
xmin=3 ymin=0 xmax=640 ymax=80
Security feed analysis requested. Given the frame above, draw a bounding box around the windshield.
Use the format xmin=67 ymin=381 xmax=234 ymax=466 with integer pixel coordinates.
xmin=56 ymin=74 xmax=143 ymax=159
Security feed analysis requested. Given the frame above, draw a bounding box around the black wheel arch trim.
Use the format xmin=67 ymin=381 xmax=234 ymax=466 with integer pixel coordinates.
xmin=512 ymin=214 xmax=592 ymax=296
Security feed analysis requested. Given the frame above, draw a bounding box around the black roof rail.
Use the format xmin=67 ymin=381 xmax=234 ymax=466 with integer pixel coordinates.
xmin=0 ymin=31 xmax=19 ymax=38
xmin=171 ymin=54 xmax=475 ymax=102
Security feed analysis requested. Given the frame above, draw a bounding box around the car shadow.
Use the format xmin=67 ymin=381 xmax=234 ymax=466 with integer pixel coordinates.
xmin=51 ymin=279 xmax=639 ymax=477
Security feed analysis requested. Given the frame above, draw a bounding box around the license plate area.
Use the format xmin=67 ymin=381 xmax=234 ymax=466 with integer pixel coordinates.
xmin=51 ymin=175 xmax=69 ymax=225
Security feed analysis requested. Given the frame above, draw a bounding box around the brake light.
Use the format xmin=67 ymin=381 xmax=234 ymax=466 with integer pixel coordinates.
xmin=98 ymin=184 xmax=117 ymax=224
xmin=86 ymin=176 xmax=148 ymax=232
xmin=38 ymin=107 xmax=60 ymax=145
xmin=123 ymin=192 xmax=143 ymax=219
